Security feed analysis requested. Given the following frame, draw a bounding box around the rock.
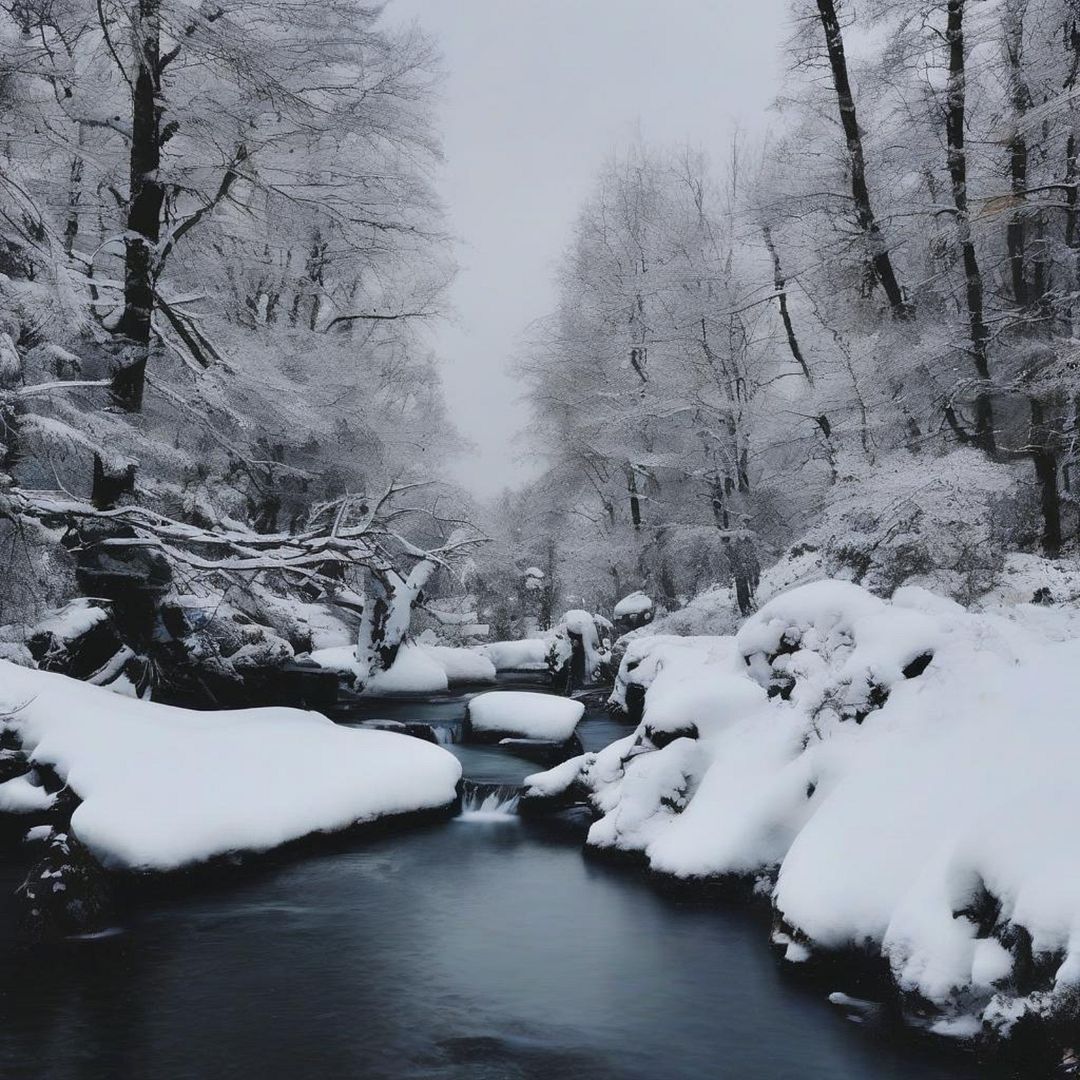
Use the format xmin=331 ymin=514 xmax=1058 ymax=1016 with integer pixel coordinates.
xmin=16 ymin=832 xmax=115 ymax=942
xmin=367 ymin=719 xmax=443 ymax=744
xmin=28 ymin=600 xmax=151 ymax=697
xmin=497 ymin=733 xmax=584 ymax=768
xmin=158 ymin=594 xmax=294 ymax=706
xmin=266 ymin=658 xmax=339 ymax=711
xmin=0 ymin=748 xmax=29 ymax=784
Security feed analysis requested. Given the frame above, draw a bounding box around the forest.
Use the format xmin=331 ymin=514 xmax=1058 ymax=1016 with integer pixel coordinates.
xmin=0 ymin=2 xmax=1079 ymax=1078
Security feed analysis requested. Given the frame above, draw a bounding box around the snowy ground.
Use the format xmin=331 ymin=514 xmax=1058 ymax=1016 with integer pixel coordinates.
xmin=525 ymin=573 xmax=1080 ymax=1039
xmin=0 ymin=661 xmax=461 ymax=870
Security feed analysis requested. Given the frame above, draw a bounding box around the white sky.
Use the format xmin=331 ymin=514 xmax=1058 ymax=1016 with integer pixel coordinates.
xmin=386 ymin=0 xmax=789 ymax=497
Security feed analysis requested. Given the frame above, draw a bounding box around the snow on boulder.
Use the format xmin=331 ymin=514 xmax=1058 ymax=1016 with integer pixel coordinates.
xmin=0 ymin=774 xmax=56 ymax=814
xmin=481 ymin=638 xmax=551 ymax=671
xmin=609 ymin=634 xmax=738 ymax=722
xmin=736 ymin=579 xmax=939 ymax=720
xmin=466 ymin=691 xmax=583 ymax=743
xmin=308 ymin=644 xmax=361 ymax=678
xmin=613 ymin=591 xmax=653 ymax=619
xmin=423 ymin=645 xmax=496 ymax=685
xmin=0 ymin=661 xmax=461 ymax=871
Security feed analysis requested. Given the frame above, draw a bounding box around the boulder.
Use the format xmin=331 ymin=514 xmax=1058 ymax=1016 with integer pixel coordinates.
xmin=16 ymin=831 xmax=115 ymax=942
xmin=28 ymin=600 xmax=151 ymax=697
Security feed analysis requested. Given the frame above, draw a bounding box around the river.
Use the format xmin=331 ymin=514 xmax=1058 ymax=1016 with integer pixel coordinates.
xmin=0 ymin=683 xmax=997 ymax=1079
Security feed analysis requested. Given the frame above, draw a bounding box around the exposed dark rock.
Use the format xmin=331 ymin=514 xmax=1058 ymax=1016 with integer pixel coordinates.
xmin=16 ymin=832 xmax=115 ymax=942
xmin=28 ymin=600 xmax=150 ymax=697
xmin=368 ymin=720 xmax=444 ymax=744
xmin=0 ymin=748 xmax=29 ymax=784
xmin=902 ymin=652 xmax=934 ymax=679
xmin=266 ymin=658 xmax=339 ymax=711
xmin=497 ymin=733 xmax=583 ymax=768
xmin=647 ymin=724 xmax=698 ymax=749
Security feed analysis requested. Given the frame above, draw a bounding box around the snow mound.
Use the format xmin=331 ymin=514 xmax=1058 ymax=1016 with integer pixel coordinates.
xmin=364 ymin=645 xmax=449 ymax=694
xmin=310 ymin=642 xmax=494 ymax=691
xmin=614 ymin=591 xmax=652 ymax=618
xmin=526 ymin=577 xmax=1080 ymax=1028
xmin=481 ymin=638 xmax=551 ymax=671
xmin=423 ymin=645 xmax=496 ymax=685
xmin=0 ymin=661 xmax=461 ymax=870
xmin=468 ymin=691 xmax=583 ymax=741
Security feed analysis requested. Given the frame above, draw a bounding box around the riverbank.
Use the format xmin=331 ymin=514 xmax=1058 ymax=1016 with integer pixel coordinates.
xmin=0 ymin=689 xmax=1001 ymax=1080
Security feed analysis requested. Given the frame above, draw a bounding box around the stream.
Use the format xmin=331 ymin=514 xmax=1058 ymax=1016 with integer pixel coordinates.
xmin=0 ymin=681 xmax=995 ymax=1079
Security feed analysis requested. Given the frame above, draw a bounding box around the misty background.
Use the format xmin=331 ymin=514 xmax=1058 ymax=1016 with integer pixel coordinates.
xmin=387 ymin=0 xmax=787 ymax=495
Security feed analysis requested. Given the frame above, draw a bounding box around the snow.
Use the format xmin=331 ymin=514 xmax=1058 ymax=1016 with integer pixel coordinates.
xmin=308 ymin=644 xmax=363 ymax=678
xmin=0 ymin=773 xmax=56 ymax=813
xmin=0 ymin=661 xmax=461 ymax=870
xmin=481 ymin=638 xmax=550 ymax=671
xmin=364 ymin=645 xmax=448 ymax=694
xmin=423 ymin=645 xmax=496 ymax=684
xmin=468 ymin=691 xmax=584 ymax=741
xmin=310 ymin=642 xmax=494 ymax=691
xmin=32 ymin=599 xmax=109 ymax=643
xmin=613 ymin=591 xmax=652 ymax=618
xmin=525 ymin=577 xmax=1080 ymax=1027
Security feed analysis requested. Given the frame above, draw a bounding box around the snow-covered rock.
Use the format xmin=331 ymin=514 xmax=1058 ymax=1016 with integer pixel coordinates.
xmin=526 ymin=578 xmax=1080 ymax=1034
xmin=310 ymin=642 xmax=494 ymax=691
xmin=466 ymin=691 xmax=583 ymax=742
xmin=0 ymin=661 xmax=461 ymax=871
xmin=423 ymin=645 xmax=497 ymax=685
xmin=481 ymin=638 xmax=551 ymax=671
xmin=613 ymin=591 xmax=653 ymax=619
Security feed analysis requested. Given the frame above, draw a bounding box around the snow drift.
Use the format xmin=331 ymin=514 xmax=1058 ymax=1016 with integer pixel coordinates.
xmin=0 ymin=661 xmax=461 ymax=870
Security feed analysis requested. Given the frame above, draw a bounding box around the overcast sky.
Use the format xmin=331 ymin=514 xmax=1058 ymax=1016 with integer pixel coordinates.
xmin=386 ymin=0 xmax=789 ymax=497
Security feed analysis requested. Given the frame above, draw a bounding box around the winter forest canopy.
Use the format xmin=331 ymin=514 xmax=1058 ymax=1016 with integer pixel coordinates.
xmin=0 ymin=0 xmax=1076 ymax=663
xmin=4 ymin=1 xmax=1080 ymax=1076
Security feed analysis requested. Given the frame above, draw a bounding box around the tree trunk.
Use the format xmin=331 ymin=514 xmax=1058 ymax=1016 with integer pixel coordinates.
xmin=64 ymin=144 xmax=83 ymax=257
xmin=944 ymin=0 xmax=996 ymax=454
xmin=761 ymin=224 xmax=813 ymax=381
xmin=1030 ymin=398 xmax=1062 ymax=558
xmin=354 ymin=559 xmax=436 ymax=686
xmin=113 ymin=0 xmax=164 ymax=412
xmin=1004 ymin=0 xmax=1030 ymax=307
xmin=815 ymin=0 xmax=911 ymax=319
xmin=627 ymin=468 xmax=642 ymax=528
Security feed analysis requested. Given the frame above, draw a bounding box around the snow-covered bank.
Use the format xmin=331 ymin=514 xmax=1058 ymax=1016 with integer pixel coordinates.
xmin=524 ymin=578 xmax=1080 ymax=1041
xmin=0 ymin=661 xmax=461 ymax=871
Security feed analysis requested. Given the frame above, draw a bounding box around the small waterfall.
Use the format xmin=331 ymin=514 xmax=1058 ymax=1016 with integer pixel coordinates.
xmin=458 ymin=780 xmax=521 ymax=821
xmin=432 ymin=725 xmax=457 ymax=746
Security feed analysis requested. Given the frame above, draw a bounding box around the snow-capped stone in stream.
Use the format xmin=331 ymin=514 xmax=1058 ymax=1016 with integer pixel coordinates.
xmin=0 ymin=660 xmax=461 ymax=871
xmin=466 ymin=691 xmax=583 ymax=742
xmin=524 ymin=578 xmax=1080 ymax=1034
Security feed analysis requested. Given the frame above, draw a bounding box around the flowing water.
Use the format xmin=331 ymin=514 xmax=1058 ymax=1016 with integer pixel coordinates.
xmin=0 ymin=682 xmax=995 ymax=1080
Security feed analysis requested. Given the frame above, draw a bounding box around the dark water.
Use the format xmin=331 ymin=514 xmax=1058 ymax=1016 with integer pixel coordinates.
xmin=0 ymin=688 xmax=989 ymax=1080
